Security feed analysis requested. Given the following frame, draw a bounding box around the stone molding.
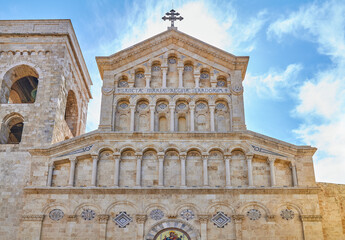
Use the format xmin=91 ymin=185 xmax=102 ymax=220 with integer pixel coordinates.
xmin=21 ymin=214 xmax=45 ymax=222
xmin=266 ymin=215 xmax=276 ymax=222
xmin=232 ymin=214 xmax=244 ymax=222
xmin=300 ymin=215 xmax=322 ymax=222
xmin=24 ymin=186 xmax=320 ymax=195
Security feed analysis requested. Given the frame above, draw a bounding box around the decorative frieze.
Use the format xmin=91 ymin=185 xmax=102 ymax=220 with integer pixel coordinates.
xmin=115 ymin=87 xmax=230 ymax=94
xmin=300 ymin=215 xmax=322 ymax=222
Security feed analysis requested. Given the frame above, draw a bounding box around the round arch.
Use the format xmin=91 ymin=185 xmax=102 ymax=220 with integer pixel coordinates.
xmin=145 ymin=219 xmax=201 ymax=240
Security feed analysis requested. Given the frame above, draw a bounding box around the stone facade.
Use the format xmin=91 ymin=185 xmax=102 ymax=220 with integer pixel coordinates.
xmin=0 ymin=20 xmax=344 ymax=240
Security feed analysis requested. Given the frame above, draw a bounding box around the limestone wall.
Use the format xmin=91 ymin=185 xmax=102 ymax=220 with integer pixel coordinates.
xmin=318 ymin=183 xmax=345 ymax=239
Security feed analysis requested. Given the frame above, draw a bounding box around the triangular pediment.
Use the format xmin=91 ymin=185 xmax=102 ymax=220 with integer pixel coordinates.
xmin=96 ymin=28 xmax=249 ymax=80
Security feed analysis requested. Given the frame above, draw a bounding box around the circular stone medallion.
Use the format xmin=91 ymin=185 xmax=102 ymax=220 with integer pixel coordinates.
xmin=49 ymin=209 xmax=64 ymax=221
xmin=280 ymin=209 xmax=294 ymax=220
xmin=180 ymin=209 xmax=195 ymax=221
xmin=247 ymin=209 xmax=261 ymax=221
xmin=81 ymin=209 xmax=96 ymax=221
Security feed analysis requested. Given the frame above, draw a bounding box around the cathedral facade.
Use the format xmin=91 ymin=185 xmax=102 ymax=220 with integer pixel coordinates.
xmin=0 ymin=19 xmax=344 ymax=240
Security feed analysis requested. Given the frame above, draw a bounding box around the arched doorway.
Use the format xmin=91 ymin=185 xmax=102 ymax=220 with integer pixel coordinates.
xmin=145 ymin=220 xmax=200 ymax=240
xmin=154 ymin=228 xmax=191 ymax=240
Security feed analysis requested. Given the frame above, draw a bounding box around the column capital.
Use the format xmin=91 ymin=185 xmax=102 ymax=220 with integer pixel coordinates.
xmin=246 ymin=154 xmax=254 ymax=161
xmin=289 ymin=160 xmax=296 ymax=168
xmin=224 ymin=155 xmax=232 ymax=161
xmin=97 ymin=214 xmax=110 ymax=223
xmin=202 ymin=153 xmax=209 ymax=161
xmin=113 ymin=153 xmax=121 ymax=159
xmin=266 ymin=215 xmax=275 ymax=222
xmin=91 ymin=154 xmax=98 ymax=161
xmin=69 ymin=157 xmax=78 ymax=163
xmin=149 ymin=104 xmax=155 ymax=109
xmin=267 ymin=156 xmax=276 ymax=164
xmin=48 ymin=163 xmax=55 ymax=169
xmin=135 ymin=214 xmax=147 ymax=224
xmin=158 ymin=152 xmax=165 ymax=160
xmin=209 ymin=104 xmax=216 ymax=110
xmin=136 ymin=153 xmax=142 ymax=161
xmin=198 ymin=214 xmax=209 ymax=223
xmin=232 ymin=214 xmax=244 ymax=222
xmin=130 ymin=105 xmax=136 ymax=109
xmin=161 ymin=67 xmax=168 ymax=72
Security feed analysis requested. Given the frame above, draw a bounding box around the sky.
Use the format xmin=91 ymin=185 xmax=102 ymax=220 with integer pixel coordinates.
xmin=1 ymin=0 xmax=345 ymax=184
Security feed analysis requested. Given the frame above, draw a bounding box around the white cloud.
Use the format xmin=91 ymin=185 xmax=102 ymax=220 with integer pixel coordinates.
xmin=269 ymin=0 xmax=345 ymax=183
xmin=244 ymin=63 xmax=303 ymax=98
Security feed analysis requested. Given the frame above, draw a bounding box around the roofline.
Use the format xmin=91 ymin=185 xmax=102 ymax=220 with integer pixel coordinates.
xmin=96 ymin=28 xmax=249 ymax=80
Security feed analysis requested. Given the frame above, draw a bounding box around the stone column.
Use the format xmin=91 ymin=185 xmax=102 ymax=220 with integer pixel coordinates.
xmin=209 ymin=105 xmax=215 ymax=132
xmin=178 ymin=67 xmax=183 ymax=88
xmin=130 ymin=105 xmax=135 ymax=132
xmin=194 ymin=73 xmax=200 ymax=88
xmin=233 ymin=215 xmax=244 ymax=240
xmin=91 ymin=155 xmax=98 ymax=187
xmin=98 ymin=214 xmax=109 ymax=240
xmin=290 ymin=161 xmax=298 ymax=187
xmin=180 ymin=153 xmax=186 ymax=187
xmin=114 ymin=153 xmax=121 ymax=187
xmin=225 ymin=155 xmax=231 ymax=187
xmin=68 ymin=157 xmax=77 ymax=187
xmin=67 ymin=215 xmax=77 ymax=237
xmin=162 ymin=67 xmax=167 ymax=88
xmin=190 ymin=104 xmax=195 ymax=131
xmin=169 ymin=105 xmax=175 ymax=132
xmin=202 ymin=154 xmax=209 ymax=186
xmin=47 ymin=163 xmax=54 ymax=187
xmin=246 ymin=155 xmax=253 ymax=187
xmin=136 ymin=154 xmax=142 ymax=186
xmin=158 ymin=153 xmax=164 ymax=187
xmin=145 ymin=74 xmax=151 ymax=88
xmin=20 ymin=215 xmax=45 ymax=240
xmin=135 ymin=214 xmax=147 ymax=240
xmin=198 ymin=215 xmax=209 ymax=240
xmin=268 ymin=157 xmax=276 ymax=187
xmin=150 ymin=105 xmax=155 ymax=131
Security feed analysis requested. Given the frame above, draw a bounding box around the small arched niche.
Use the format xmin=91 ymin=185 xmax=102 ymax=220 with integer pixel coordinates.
xmin=115 ymin=100 xmax=130 ymax=131
xmin=0 ymin=113 xmax=24 ymax=144
xmin=175 ymin=101 xmax=189 ymax=132
xmin=135 ymin=69 xmax=145 ymax=88
xmin=167 ymin=56 xmax=178 ymax=88
xmin=155 ymin=100 xmax=169 ymax=132
xmin=151 ymin=62 xmax=162 ymax=88
xmin=195 ymin=100 xmax=210 ymax=131
xmin=216 ymin=76 xmax=227 ymax=88
xmin=215 ymin=101 xmax=230 ymax=132
xmin=183 ymin=61 xmax=195 ymax=88
xmin=64 ymin=90 xmax=78 ymax=137
xmin=199 ymin=69 xmax=210 ymax=88
xmin=118 ymin=75 xmax=129 ymax=88
xmin=0 ymin=64 xmax=39 ymax=104
xmin=135 ymin=100 xmax=150 ymax=131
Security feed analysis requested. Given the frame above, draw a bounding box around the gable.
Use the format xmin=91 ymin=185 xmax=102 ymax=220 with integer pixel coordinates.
xmin=96 ymin=29 xmax=249 ymax=80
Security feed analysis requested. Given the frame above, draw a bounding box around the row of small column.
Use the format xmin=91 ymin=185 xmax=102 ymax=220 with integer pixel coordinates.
xmin=128 ymin=104 xmax=219 ymax=132
xmin=47 ymin=154 xmax=298 ymax=187
xmin=143 ymin=68 xmax=206 ymax=88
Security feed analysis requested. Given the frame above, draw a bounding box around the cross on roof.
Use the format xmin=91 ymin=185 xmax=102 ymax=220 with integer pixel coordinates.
xmin=162 ymin=9 xmax=183 ymax=28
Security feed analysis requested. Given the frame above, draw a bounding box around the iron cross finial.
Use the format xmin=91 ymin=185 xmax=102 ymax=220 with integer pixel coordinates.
xmin=162 ymin=9 xmax=183 ymax=28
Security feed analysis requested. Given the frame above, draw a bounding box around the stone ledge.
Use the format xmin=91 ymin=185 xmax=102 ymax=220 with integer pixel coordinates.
xmin=24 ymin=186 xmax=320 ymax=195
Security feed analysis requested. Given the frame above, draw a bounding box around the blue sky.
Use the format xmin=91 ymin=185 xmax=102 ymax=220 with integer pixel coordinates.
xmin=1 ymin=0 xmax=345 ymax=184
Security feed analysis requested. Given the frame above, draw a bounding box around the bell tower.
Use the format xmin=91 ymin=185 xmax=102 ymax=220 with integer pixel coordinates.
xmin=0 ymin=20 xmax=92 ymax=147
